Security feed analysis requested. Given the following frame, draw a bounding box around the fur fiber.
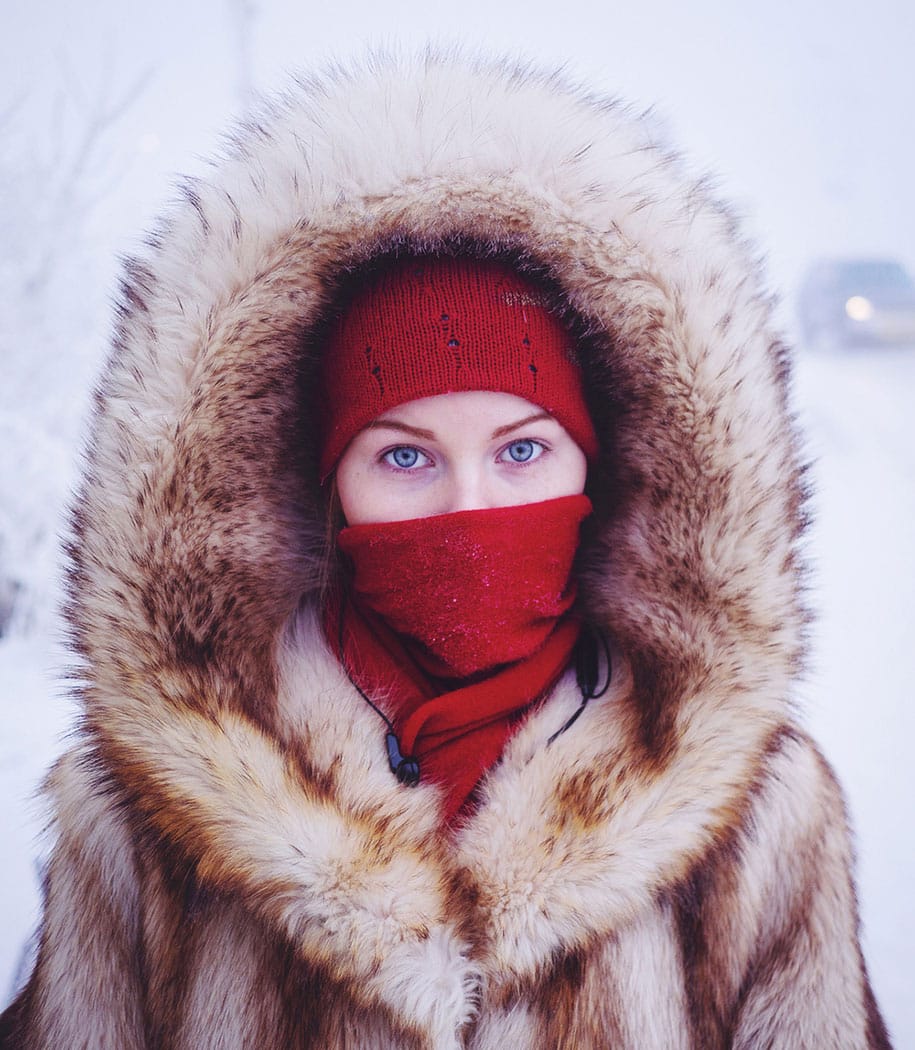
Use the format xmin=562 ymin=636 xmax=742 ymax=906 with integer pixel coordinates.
xmin=1 ymin=50 xmax=890 ymax=1048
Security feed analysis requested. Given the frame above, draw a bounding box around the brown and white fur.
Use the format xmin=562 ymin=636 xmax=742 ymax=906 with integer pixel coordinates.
xmin=0 ymin=51 xmax=890 ymax=1048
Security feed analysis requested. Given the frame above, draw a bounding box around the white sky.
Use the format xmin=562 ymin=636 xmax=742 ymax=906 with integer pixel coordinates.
xmin=5 ymin=0 xmax=915 ymax=300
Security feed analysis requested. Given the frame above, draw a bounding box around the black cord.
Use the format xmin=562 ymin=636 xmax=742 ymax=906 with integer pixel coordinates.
xmin=339 ymin=594 xmax=608 ymax=777
xmin=337 ymin=596 xmax=421 ymax=785
xmin=546 ymin=624 xmax=612 ymax=747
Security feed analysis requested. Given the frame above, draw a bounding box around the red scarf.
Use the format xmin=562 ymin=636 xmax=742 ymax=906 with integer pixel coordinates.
xmin=326 ymin=495 xmax=591 ymax=821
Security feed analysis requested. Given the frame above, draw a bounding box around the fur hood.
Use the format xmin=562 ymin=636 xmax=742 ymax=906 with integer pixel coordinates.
xmin=5 ymin=51 xmax=889 ymax=1049
xmin=79 ymin=49 xmax=808 ymax=723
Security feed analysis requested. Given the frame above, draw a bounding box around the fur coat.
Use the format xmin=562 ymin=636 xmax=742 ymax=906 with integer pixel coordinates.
xmin=1 ymin=52 xmax=891 ymax=1049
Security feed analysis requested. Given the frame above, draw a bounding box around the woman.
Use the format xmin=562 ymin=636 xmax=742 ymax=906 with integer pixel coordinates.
xmin=320 ymin=254 xmax=599 ymax=827
xmin=1 ymin=53 xmax=890 ymax=1048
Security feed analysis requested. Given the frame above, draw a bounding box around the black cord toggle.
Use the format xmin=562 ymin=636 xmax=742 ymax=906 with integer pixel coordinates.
xmin=339 ymin=595 xmax=421 ymax=787
xmin=386 ymin=732 xmax=421 ymax=786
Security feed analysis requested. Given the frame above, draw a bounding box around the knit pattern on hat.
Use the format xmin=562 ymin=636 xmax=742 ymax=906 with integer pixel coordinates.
xmin=319 ymin=256 xmax=598 ymax=476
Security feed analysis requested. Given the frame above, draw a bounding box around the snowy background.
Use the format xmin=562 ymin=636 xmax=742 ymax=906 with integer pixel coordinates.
xmin=2 ymin=0 xmax=913 ymax=1042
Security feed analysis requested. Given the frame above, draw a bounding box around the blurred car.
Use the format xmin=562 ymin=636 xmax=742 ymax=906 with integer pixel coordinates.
xmin=797 ymin=258 xmax=915 ymax=349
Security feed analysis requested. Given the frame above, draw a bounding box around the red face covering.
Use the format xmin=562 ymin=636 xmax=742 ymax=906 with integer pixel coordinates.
xmin=330 ymin=494 xmax=592 ymax=822
xmin=337 ymin=494 xmax=591 ymax=679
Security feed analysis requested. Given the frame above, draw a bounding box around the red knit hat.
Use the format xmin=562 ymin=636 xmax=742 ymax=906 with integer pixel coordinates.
xmin=318 ymin=255 xmax=598 ymax=477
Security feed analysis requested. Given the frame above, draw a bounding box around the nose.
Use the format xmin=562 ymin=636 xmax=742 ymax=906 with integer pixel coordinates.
xmin=444 ymin=463 xmax=498 ymax=513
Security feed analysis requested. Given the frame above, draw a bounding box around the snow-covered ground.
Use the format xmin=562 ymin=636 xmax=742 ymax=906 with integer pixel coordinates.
xmin=3 ymin=0 xmax=913 ymax=1042
xmin=794 ymin=345 xmax=915 ymax=1043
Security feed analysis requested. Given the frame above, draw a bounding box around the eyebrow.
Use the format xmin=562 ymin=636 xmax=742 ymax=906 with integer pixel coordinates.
xmin=364 ymin=420 xmax=437 ymax=440
xmin=366 ymin=411 xmax=555 ymax=442
xmin=490 ymin=412 xmax=554 ymax=439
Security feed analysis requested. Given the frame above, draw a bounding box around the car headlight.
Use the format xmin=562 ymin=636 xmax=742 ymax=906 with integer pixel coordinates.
xmin=845 ymin=296 xmax=874 ymax=321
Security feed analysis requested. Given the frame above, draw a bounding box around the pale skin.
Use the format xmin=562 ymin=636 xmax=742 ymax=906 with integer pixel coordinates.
xmin=335 ymin=390 xmax=588 ymax=525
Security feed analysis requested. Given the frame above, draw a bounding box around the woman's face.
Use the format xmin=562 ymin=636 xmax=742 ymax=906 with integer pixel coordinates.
xmin=335 ymin=391 xmax=588 ymax=525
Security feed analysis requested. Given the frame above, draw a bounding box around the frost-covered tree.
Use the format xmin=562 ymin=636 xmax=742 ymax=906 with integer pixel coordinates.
xmin=0 ymin=64 xmax=146 ymax=637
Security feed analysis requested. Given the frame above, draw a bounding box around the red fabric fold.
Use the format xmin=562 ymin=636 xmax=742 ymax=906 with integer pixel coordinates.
xmin=325 ymin=596 xmax=580 ymax=823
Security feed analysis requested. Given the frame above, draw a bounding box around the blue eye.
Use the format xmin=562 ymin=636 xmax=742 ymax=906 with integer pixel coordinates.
xmin=501 ymin=439 xmax=544 ymax=464
xmin=383 ymin=446 xmax=429 ymax=470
